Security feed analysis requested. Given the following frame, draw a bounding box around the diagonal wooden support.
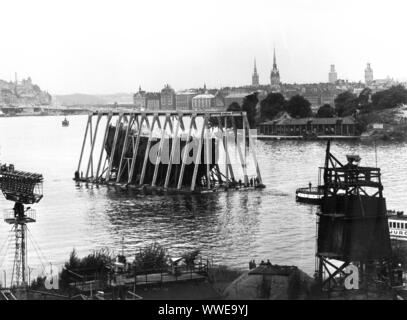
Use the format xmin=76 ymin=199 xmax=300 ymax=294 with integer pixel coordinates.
xmin=95 ymin=112 xmax=113 ymax=181
xmin=191 ymin=116 xmax=208 ymax=191
xmin=217 ymin=115 xmax=235 ymax=184
xmin=85 ymin=113 xmax=102 ymax=179
xmin=164 ymin=114 xmax=182 ymax=189
xmin=243 ymin=115 xmax=263 ymax=184
xmin=231 ymin=116 xmax=248 ymax=185
xmin=139 ymin=114 xmax=159 ymax=185
xmin=128 ymin=114 xmax=148 ymax=184
xmin=177 ymin=115 xmax=196 ymax=190
xmin=106 ymin=113 xmax=123 ymax=182
xmin=77 ymin=114 xmax=92 ymax=172
xmin=152 ymin=115 xmax=171 ymax=187
xmin=116 ymin=114 xmax=135 ymax=183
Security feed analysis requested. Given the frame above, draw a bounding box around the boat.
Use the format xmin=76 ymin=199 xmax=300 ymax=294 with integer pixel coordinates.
xmin=295 ymin=186 xmax=324 ymax=204
xmin=387 ymin=210 xmax=407 ymax=241
xmin=62 ymin=117 xmax=69 ymax=127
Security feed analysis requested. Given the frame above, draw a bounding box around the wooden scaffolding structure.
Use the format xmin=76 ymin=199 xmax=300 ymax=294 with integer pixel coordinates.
xmin=75 ymin=111 xmax=264 ymax=193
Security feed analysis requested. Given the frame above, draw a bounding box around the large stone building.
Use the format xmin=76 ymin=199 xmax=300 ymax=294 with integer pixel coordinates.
xmin=191 ymin=92 xmax=215 ymax=110
xmin=145 ymin=92 xmax=160 ymax=110
xmin=160 ymin=84 xmax=176 ymax=110
xmin=329 ymin=65 xmax=337 ymax=84
xmin=252 ymin=58 xmax=259 ymax=87
xmin=133 ymin=86 xmax=146 ymax=109
xmin=224 ymin=92 xmax=248 ymax=108
xmin=175 ymin=90 xmax=197 ymax=110
xmin=365 ymin=63 xmax=374 ymax=85
xmin=270 ymin=48 xmax=281 ymax=91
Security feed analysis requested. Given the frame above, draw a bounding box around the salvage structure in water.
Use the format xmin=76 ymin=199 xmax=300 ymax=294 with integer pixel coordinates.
xmin=75 ymin=111 xmax=264 ymax=193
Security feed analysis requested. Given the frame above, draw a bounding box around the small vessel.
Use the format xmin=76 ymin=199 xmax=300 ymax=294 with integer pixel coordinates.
xmin=62 ymin=117 xmax=69 ymax=127
xmin=388 ymin=210 xmax=407 ymax=241
xmin=295 ymin=186 xmax=324 ymax=204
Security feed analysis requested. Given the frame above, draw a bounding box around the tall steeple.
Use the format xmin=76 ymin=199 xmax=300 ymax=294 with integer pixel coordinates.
xmin=273 ymin=47 xmax=277 ymax=68
xmin=270 ymin=46 xmax=281 ymax=91
xmin=252 ymin=58 xmax=259 ymax=86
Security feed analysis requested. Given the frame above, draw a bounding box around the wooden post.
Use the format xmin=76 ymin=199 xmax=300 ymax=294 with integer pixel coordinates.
xmin=191 ymin=116 xmax=208 ymax=191
xmin=116 ymin=114 xmax=135 ymax=183
xmin=177 ymin=115 xmax=196 ymax=190
xmin=152 ymin=115 xmax=170 ymax=187
xmin=231 ymin=116 xmax=248 ymax=186
xmin=85 ymin=113 xmax=102 ymax=179
xmin=139 ymin=115 xmax=158 ymax=185
xmin=128 ymin=115 xmax=148 ymax=184
xmin=243 ymin=115 xmax=263 ymax=184
xmin=106 ymin=114 xmax=123 ymax=182
xmin=95 ymin=112 xmax=113 ymax=181
xmin=77 ymin=114 xmax=91 ymax=172
xmin=204 ymin=119 xmax=211 ymax=189
xmin=164 ymin=114 xmax=182 ymax=189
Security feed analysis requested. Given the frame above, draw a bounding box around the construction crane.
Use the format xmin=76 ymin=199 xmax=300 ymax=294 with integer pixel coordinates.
xmin=0 ymin=164 xmax=43 ymax=287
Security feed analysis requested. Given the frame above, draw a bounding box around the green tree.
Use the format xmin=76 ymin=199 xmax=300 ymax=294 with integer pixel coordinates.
xmin=286 ymin=95 xmax=312 ymax=118
xmin=260 ymin=92 xmax=286 ymax=121
xmin=371 ymin=85 xmax=407 ymax=110
xmin=334 ymin=91 xmax=358 ymax=116
xmin=241 ymin=92 xmax=258 ymax=128
xmin=358 ymin=88 xmax=372 ymax=111
xmin=226 ymin=102 xmax=243 ymax=128
xmin=316 ymin=104 xmax=335 ymax=118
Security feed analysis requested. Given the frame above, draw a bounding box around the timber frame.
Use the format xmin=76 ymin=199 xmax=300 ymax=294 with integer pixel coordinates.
xmin=75 ymin=111 xmax=264 ymax=194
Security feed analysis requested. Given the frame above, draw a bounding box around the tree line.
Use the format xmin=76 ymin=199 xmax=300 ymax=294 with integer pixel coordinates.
xmin=226 ymin=85 xmax=407 ymax=128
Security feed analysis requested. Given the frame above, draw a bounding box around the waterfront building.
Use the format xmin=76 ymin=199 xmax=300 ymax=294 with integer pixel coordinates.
xmin=270 ymin=48 xmax=281 ymax=91
xmin=252 ymin=58 xmax=259 ymax=87
xmin=175 ymin=90 xmax=197 ymax=110
xmin=160 ymin=84 xmax=176 ymax=110
xmin=365 ymin=63 xmax=374 ymax=85
xmin=258 ymin=116 xmax=356 ymax=136
xmin=191 ymin=92 xmax=215 ymax=110
xmin=145 ymin=92 xmax=161 ymax=110
xmin=329 ymin=65 xmax=337 ymax=84
xmin=133 ymin=86 xmax=146 ymax=110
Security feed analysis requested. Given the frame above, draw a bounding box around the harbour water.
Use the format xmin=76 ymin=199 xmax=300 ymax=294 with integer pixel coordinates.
xmin=0 ymin=115 xmax=406 ymax=280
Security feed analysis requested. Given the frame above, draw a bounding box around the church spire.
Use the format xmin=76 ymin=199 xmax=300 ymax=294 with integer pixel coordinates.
xmin=252 ymin=57 xmax=259 ymax=87
xmin=273 ymin=47 xmax=277 ymax=68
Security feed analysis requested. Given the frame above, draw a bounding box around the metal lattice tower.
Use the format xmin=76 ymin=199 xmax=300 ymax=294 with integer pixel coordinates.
xmin=0 ymin=165 xmax=43 ymax=287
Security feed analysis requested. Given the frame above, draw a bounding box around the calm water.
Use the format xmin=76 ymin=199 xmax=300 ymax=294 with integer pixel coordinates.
xmin=0 ymin=115 xmax=406 ymax=280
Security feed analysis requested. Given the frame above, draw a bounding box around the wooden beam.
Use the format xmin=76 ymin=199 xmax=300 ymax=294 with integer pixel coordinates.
xmin=243 ymin=115 xmax=263 ymax=184
xmin=85 ymin=113 xmax=102 ymax=179
xmin=139 ymin=115 xmax=158 ymax=185
xmin=204 ymin=120 xmax=211 ymax=190
xmin=164 ymin=114 xmax=182 ymax=189
xmin=128 ymin=115 xmax=148 ymax=184
xmin=116 ymin=114 xmax=135 ymax=182
xmin=95 ymin=112 xmax=113 ymax=181
xmin=231 ymin=116 xmax=248 ymax=185
xmin=77 ymin=114 xmax=91 ymax=172
xmin=191 ymin=116 xmax=208 ymax=191
xmin=152 ymin=115 xmax=170 ymax=187
xmin=177 ymin=115 xmax=196 ymax=190
xmin=106 ymin=113 xmax=123 ymax=182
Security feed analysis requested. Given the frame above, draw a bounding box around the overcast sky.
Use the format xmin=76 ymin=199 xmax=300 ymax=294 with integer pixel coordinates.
xmin=0 ymin=0 xmax=406 ymax=94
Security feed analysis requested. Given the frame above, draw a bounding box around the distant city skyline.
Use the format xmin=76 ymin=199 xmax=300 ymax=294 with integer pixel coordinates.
xmin=0 ymin=0 xmax=406 ymax=95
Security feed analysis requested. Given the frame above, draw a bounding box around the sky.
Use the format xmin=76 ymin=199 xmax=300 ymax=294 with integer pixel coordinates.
xmin=0 ymin=0 xmax=406 ymax=94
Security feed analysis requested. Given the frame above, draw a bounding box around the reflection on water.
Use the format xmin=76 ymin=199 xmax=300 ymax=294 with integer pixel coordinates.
xmin=0 ymin=115 xmax=406 ymax=278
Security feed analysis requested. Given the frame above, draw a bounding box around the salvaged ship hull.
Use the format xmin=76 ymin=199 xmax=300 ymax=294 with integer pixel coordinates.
xmin=105 ymin=125 xmax=218 ymax=189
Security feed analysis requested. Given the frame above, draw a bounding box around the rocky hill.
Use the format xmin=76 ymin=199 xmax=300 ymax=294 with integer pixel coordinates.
xmin=0 ymin=77 xmax=52 ymax=106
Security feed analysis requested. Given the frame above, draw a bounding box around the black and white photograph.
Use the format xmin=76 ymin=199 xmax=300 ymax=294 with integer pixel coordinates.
xmin=0 ymin=0 xmax=407 ymax=309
